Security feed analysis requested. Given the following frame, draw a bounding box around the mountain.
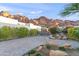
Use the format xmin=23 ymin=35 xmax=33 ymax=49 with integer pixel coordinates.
xmin=0 ymin=11 xmax=79 ymax=27
xmin=13 ymin=15 xmax=29 ymax=23
xmin=0 ymin=11 xmax=29 ymax=23
xmin=31 ymin=16 xmax=51 ymax=27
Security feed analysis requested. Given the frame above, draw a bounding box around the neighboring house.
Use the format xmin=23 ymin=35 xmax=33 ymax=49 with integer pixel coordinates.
xmin=25 ymin=23 xmax=41 ymax=31
xmin=0 ymin=16 xmax=18 ymax=25
xmin=17 ymin=22 xmax=26 ymax=26
xmin=0 ymin=16 xmax=27 ymax=26
xmin=0 ymin=16 xmax=42 ymax=31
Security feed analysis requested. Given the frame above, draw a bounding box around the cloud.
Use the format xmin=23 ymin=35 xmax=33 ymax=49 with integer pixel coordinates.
xmin=30 ymin=10 xmax=43 ymax=14
xmin=0 ymin=5 xmax=25 ymax=15
xmin=0 ymin=6 xmax=12 ymax=11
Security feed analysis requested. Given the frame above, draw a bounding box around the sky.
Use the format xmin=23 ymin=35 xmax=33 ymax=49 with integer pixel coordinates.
xmin=0 ymin=3 xmax=79 ymax=21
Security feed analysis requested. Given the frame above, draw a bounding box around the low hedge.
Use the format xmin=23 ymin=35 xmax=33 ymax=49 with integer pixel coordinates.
xmin=67 ymin=27 xmax=79 ymax=40
xmin=0 ymin=26 xmax=14 ymax=40
xmin=16 ymin=27 xmax=29 ymax=38
xmin=0 ymin=26 xmax=38 ymax=41
xmin=30 ymin=29 xmax=38 ymax=36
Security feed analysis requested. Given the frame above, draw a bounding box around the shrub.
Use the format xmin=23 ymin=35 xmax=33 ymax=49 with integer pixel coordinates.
xmin=16 ymin=27 xmax=29 ymax=38
xmin=46 ymin=44 xmax=52 ymax=49
xmin=28 ymin=49 xmax=36 ymax=54
xmin=0 ymin=26 xmax=39 ymax=41
xmin=35 ymin=53 xmax=42 ymax=56
xmin=11 ymin=27 xmax=19 ymax=38
xmin=49 ymin=27 xmax=59 ymax=36
xmin=0 ymin=26 xmax=14 ymax=40
xmin=30 ymin=29 xmax=38 ymax=36
xmin=62 ymin=28 xmax=68 ymax=34
xmin=59 ymin=46 xmax=66 ymax=51
xmin=0 ymin=26 xmax=30 ymax=41
xmin=67 ymin=27 xmax=75 ymax=39
xmin=67 ymin=27 xmax=79 ymax=40
xmin=74 ymin=28 xmax=79 ymax=40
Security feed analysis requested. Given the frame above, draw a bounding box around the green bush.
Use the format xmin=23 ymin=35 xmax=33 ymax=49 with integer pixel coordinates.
xmin=67 ymin=27 xmax=79 ymax=40
xmin=35 ymin=53 xmax=42 ymax=56
xmin=16 ymin=27 xmax=29 ymax=38
xmin=62 ymin=28 xmax=68 ymax=34
xmin=59 ymin=46 xmax=66 ymax=51
xmin=46 ymin=44 xmax=52 ymax=49
xmin=11 ymin=27 xmax=19 ymax=38
xmin=30 ymin=29 xmax=38 ymax=36
xmin=28 ymin=49 xmax=36 ymax=54
xmin=0 ymin=26 xmax=14 ymax=40
xmin=0 ymin=26 xmax=29 ymax=41
xmin=0 ymin=26 xmax=39 ymax=41
xmin=49 ymin=27 xmax=59 ymax=36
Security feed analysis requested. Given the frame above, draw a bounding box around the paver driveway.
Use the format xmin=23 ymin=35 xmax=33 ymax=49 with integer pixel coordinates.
xmin=0 ymin=36 xmax=51 ymax=56
xmin=0 ymin=36 xmax=79 ymax=56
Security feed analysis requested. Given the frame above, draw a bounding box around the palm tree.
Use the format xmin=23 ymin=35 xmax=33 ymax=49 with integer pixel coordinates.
xmin=60 ymin=3 xmax=79 ymax=16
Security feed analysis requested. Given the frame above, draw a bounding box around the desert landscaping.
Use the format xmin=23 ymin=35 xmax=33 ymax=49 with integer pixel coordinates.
xmin=0 ymin=3 xmax=79 ymax=56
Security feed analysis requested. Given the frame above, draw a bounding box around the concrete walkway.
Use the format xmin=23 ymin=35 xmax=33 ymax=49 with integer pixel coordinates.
xmin=0 ymin=36 xmax=50 ymax=56
xmin=51 ymin=40 xmax=79 ymax=49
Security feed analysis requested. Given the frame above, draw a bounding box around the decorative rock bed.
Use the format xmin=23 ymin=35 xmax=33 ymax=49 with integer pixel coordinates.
xmin=24 ymin=40 xmax=79 ymax=56
xmin=49 ymin=50 xmax=68 ymax=56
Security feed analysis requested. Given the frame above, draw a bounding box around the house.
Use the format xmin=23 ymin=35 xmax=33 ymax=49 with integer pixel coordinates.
xmin=25 ymin=23 xmax=41 ymax=31
xmin=0 ymin=16 xmax=42 ymax=31
xmin=0 ymin=16 xmax=18 ymax=25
